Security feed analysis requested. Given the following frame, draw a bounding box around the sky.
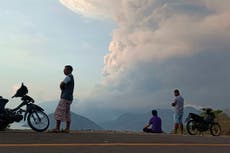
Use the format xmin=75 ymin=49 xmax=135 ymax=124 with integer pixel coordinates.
xmin=0 ymin=0 xmax=114 ymax=101
xmin=1 ymin=0 xmax=230 ymax=121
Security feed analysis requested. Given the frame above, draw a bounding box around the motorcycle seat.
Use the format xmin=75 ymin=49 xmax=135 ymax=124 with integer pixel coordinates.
xmin=189 ymin=113 xmax=204 ymax=121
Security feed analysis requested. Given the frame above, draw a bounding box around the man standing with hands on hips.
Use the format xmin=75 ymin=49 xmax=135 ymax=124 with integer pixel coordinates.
xmin=171 ymin=89 xmax=184 ymax=134
xmin=52 ymin=65 xmax=74 ymax=133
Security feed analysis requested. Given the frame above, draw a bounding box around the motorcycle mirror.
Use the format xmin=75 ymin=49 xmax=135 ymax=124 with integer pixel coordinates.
xmin=12 ymin=82 xmax=28 ymax=98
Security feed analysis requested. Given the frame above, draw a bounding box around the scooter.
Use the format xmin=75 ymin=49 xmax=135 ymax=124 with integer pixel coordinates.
xmin=0 ymin=83 xmax=49 ymax=132
xmin=185 ymin=108 xmax=221 ymax=136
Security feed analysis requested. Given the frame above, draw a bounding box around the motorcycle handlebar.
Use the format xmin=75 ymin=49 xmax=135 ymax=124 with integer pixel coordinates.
xmin=12 ymin=95 xmax=35 ymax=103
xmin=201 ymin=108 xmax=213 ymax=111
xmin=21 ymin=95 xmax=35 ymax=103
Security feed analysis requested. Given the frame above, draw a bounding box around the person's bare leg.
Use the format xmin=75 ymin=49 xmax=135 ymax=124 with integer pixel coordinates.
xmin=66 ymin=121 xmax=70 ymax=130
xmin=179 ymin=123 xmax=184 ymax=134
xmin=55 ymin=120 xmax=61 ymax=131
xmin=63 ymin=121 xmax=71 ymax=133
xmin=174 ymin=123 xmax=179 ymax=134
xmin=51 ymin=120 xmax=61 ymax=132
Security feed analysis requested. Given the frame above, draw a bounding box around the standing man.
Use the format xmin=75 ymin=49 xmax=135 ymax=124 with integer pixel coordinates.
xmin=171 ymin=89 xmax=184 ymax=134
xmin=53 ymin=65 xmax=74 ymax=133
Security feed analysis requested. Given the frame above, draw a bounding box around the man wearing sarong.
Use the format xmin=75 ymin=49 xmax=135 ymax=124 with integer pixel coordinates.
xmin=53 ymin=65 xmax=74 ymax=133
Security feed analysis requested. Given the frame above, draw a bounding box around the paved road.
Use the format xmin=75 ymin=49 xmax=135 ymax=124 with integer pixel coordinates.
xmin=0 ymin=130 xmax=229 ymax=153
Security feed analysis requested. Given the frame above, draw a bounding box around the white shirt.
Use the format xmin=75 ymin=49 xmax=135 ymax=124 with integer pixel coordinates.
xmin=174 ymin=95 xmax=184 ymax=113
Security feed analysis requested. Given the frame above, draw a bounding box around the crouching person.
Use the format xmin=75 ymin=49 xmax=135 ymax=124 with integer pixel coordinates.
xmin=143 ymin=110 xmax=163 ymax=133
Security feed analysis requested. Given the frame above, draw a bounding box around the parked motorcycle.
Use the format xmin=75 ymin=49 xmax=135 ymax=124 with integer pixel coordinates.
xmin=0 ymin=83 xmax=49 ymax=132
xmin=185 ymin=108 xmax=221 ymax=136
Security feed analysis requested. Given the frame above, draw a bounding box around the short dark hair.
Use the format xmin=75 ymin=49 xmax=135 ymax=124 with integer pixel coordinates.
xmin=174 ymin=89 xmax=180 ymax=94
xmin=65 ymin=65 xmax=73 ymax=72
xmin=152 ymin=110 xmax=158 ymax=116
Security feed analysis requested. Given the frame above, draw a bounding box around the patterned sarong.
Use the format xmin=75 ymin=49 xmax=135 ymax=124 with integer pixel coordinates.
xmin=54 ymin=99 xmax=72 ymax=122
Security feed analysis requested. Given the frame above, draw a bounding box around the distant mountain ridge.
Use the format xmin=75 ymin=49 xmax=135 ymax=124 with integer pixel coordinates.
xmin=41 ymin=101 xmax=201 ymax=132
xmin=101 ymin=107 xmax=200 ymax=133
xmin=40 ymin=101 xmax=229 ymax=134
xmin=10 ymin=101 xmax=229 ymax=135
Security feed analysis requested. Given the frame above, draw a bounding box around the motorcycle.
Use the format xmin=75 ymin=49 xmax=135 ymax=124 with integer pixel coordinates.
xmin=185 ymin=108 xmax=221 ymax=136
xmin=0 ymin=83 xmax=49 ymax=132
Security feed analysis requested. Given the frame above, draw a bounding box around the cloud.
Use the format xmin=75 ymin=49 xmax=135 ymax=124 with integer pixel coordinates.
xmin=60 ymin=0 xmax=230 ymax=114
xmin=60 ymin=0 xmax=120 ymax=19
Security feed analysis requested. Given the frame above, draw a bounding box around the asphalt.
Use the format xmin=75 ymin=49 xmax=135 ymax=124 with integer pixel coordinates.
xmin=0 ymin=130 xmax=229 ymax=153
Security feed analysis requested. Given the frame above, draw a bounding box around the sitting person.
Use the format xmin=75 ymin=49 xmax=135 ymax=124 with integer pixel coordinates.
xmin=143 ymin=110 xmax=163 ymax=133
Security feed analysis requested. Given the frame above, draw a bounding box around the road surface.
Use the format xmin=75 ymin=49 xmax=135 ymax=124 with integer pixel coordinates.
xmin=0 ymin=130 xmax=229 ymax=153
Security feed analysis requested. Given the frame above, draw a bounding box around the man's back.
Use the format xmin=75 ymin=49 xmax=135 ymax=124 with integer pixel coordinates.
xmin=61 ymin=74 xmax=74 ymax=101
xmin=149 ymin=116 xmax=162 ymax=133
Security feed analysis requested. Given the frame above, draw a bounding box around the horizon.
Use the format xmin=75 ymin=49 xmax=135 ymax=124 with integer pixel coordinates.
xmin=1 ymin=0 xmax=230 ymax=121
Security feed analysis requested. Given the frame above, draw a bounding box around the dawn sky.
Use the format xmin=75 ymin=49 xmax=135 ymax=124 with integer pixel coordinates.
xmin=1 ymin=0 xmax=230 ymax=120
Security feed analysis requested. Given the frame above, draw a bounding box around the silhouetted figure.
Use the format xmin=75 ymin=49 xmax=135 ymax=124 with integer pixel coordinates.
xmin=171 ymin=89 xmax=184 ymax=134
xmin=143 ymin=110 xmax=163 ymax=133
xmin=52 ymin=65 xmax=74 ymax=133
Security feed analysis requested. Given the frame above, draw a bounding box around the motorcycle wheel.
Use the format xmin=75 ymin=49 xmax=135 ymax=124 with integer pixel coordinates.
xmin=186 ymin=120 xmax=198 ymax=135
xmin=27 ymin=111 xmax=49 ymax=132
xmin=210 ymin=123 xmax=221 ymax=136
